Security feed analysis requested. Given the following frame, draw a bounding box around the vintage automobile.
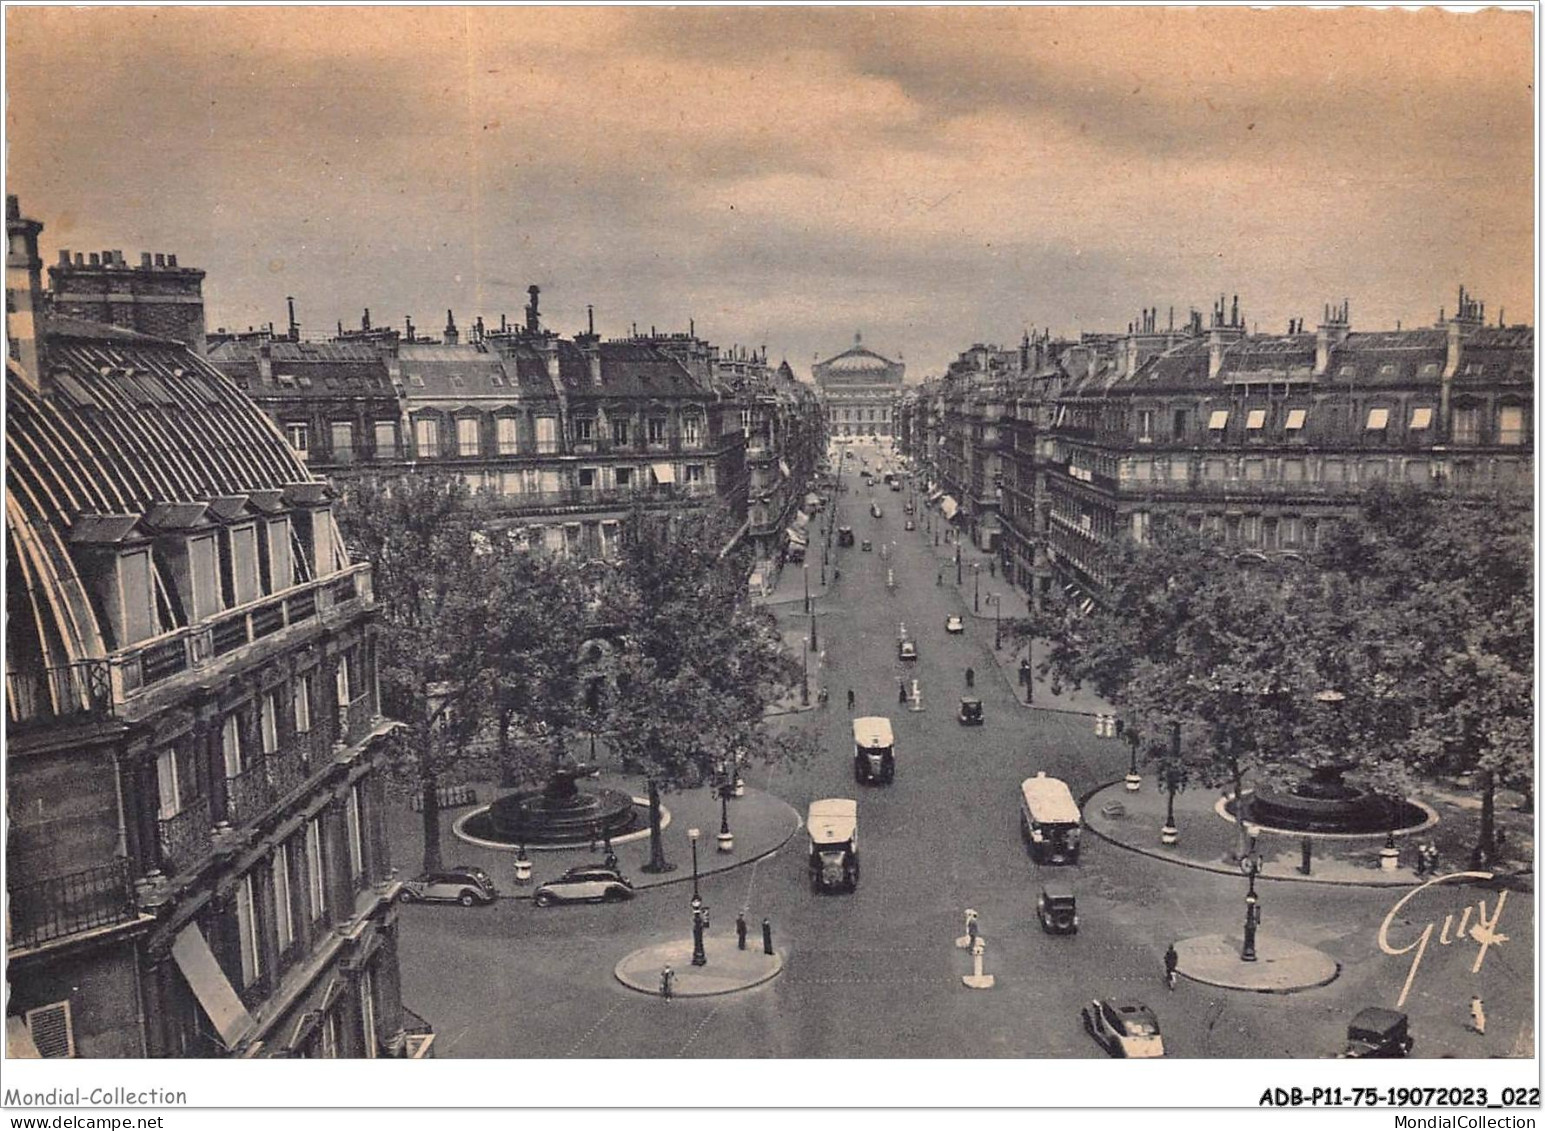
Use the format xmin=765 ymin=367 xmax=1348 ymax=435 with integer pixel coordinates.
xmin=1037 ymin=884 xmax=1078 ymax=933
xmin=808 ymin=799 xmax=859 ymax=893
xmin=398 ymin=865 xmax=498 ymax=907
xmin=532 ymin=865 xmax=635 ymax=907
xmin=852 ymin=716 xmax=896 ymax=785
xmin=870 ymin=502 xmax=883 ymax=519
xmin=861 ymin=539 xmax=873 ymax=552
xmin=944 ymin=614 xmax=965 ymax=634
xmin=903 ymin=501 xmax=915 ymax=515
xmin=957 ymin=696 xmax=983 ymax=726
xmin=1339 ymin=1007 xmax=1414 ymax=1058
xmin=897 ymin=638 xmax=918 ymax=661
xmin=837 ymin=526 xmax=855 ymax=547
xmin=1082 ymin=999 xmax=1164 ymax=1058
xmin=904 ymin=519 xmax=916 ymax=531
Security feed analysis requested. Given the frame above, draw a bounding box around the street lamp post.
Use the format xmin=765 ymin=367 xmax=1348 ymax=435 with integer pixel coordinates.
xmin=803 ymin=563 xmax=810 ymax=614
xmin=988 ymin=594 xmax=1001 ymax=650
xmin=801 ymin=638 xmax=810 ymax=706
xmin=956 ymin=545 xmax=963 ymax=586
xmin=1239 ymin=823 xmax=1263 ymax=962
xmin=810 ymin=610 xmax=818 ymax=652
xmin=1025 ymin=637 xmax=1034 ymax=704
xmin=972 ymin=562 xmax=981 ymax=612
xmin=688 ymin=826 xmax=702 ymax=902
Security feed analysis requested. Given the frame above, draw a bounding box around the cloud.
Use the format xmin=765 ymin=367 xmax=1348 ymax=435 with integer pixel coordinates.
xmin=6 ymin=6 xmax=1532 ymax=378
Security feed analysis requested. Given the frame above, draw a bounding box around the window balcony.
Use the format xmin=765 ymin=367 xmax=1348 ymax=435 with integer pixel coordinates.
xmin=157 ymin=796 xmax=214 ymax=875
xmin=6 ymin=859 xmax=137 ymax=950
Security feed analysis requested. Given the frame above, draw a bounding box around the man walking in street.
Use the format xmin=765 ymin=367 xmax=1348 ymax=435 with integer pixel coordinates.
xmin=965 ymin=666 xmax=975 ymax=689
xmin=847 ymin=687 xmax=855 ymax=712
xmin=899 ymin=678 xmax=908 ymax=704
xmin=1164 ymin=943 xmax=1179 ymax=990
xmin=660 ymin=965 xmax=675 ymax=1002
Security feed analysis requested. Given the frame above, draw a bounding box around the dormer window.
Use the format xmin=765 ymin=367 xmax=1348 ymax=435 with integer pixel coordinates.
xmin=1284 ymin=409 xmax=1307 ymax=431
xmin=285 ymin=423 xmax=309 ymax=460
xmin=1365 ymin=408 xmax=1390 ymax=431
xmin=118 ymin=548 xmax=157 ymax=646
xmin=1409 ymin=407 xmax=1433 ymax=430
xmin=276 ymin=373 xmax=297 ymax=387
xmin=189 ymin=533 xmax=222 ymax=621
xmin=407 ymin=373 xmax=424 ymax=387
xmin=1246 ymin=409 xmax=1266 ymax=430
xmin=683 ymin=416 xmax=702 ymax=447
xmin=574 ymin=418 xmax=595 ymax=443
xmin=1207 ymin=410 xmax=1229 ymax=431
xmin=227 ymin=523 xmax=262 ymax=606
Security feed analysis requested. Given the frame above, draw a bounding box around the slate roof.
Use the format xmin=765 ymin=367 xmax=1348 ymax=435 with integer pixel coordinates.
xmin=208 ymin=338 xmax=396 ymax=398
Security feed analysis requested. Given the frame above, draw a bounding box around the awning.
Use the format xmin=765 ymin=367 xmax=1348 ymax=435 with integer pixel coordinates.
xmin=786 ymin=527 xmax=809 ymax=546
xmin=172 ymin=923 xmax=256 ymax=1049
xmin=940 ymin=496 xmax=959 ymax=520
xmin=5 ymin=1015 xmax=42 ymax=1059
xmin=651 ymin=462 xmax=676 ymax=484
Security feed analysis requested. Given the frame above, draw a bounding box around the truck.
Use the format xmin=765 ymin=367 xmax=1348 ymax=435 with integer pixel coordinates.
xmin=1020 ymin=772 xmax=1082 ymax=864
xmin=807 ymin=798 xmax=859 ymax=893
xmin=852 ymin=717 xmax=895 ymax=784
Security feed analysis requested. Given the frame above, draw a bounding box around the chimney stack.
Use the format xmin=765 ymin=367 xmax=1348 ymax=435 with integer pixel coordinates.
xmin=444 ymin=309 xmax=459 ymax=346
xmin=6 ymin=195 xmax=46 ymax=388
xmin=587 ymin=304 xmax=595 ymax=336
xmin=287 ymin=296 xmax=299 ymax=340
xmin=525 ymin=285 xmax=541 ymax=334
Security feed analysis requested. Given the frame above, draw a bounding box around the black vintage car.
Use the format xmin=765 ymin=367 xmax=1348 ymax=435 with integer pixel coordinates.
xmin=1339 ymin=1008 xmax=1414 ymax=1058
xmin=1037 ymin=884 xmax=1078 ymax=934
xmin=837 ymin=526 xmax=855 ymax=547
xmin=957 ymin=696 xmax=983 ymax=726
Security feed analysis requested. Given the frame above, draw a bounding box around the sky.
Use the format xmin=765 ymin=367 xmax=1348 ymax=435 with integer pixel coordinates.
xmin=5 ymin=6 xmax=1535 ymax=379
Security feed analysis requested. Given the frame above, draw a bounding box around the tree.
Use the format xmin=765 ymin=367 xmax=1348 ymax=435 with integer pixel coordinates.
xmin=337 ymin=473 xmax=498 ymax=873
xmin=602 ymin=505 xmax=811 ymax=871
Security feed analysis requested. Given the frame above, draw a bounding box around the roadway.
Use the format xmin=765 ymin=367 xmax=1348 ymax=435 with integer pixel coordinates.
xmin=396 ymin=441 xmax=1533 ymax=1060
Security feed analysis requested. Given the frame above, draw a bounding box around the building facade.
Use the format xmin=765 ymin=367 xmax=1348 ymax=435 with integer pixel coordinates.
xmin=814 ymin=334 xmax=904 ymax=439
xmin=5 ymin=197 xmax=421 ymax=1060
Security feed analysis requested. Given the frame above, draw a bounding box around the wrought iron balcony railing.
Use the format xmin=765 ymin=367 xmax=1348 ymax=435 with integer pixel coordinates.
xmin=6 ymin=859 xmax=137 ymax=950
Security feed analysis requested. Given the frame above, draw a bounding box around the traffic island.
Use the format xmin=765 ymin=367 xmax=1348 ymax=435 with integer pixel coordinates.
xmin=615 ymin=936 xmax=784 ymax=998
xmin=1174 ymin=934 xmax=1339 ymax=994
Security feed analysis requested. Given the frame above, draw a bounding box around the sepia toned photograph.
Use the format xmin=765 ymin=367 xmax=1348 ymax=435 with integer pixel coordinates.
xmin=1 ymin=2 xmax=1536 ymax=1110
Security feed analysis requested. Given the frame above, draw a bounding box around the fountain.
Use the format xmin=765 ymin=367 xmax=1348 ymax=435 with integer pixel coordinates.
xmin=1247 ymin=763 xmax=1427 ymax=834
xmin=461 ymin=762 xmax=642 ymax=846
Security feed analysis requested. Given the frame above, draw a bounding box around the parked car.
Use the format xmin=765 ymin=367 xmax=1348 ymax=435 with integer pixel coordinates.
xmin=838 ymin=526 xmax=855 ymax=547
xmin=533 ymin=865 xmax=635 ymax=907
xmin=898 ymin=639 xmax=918 ymax=661
xmin=1082 ymin=999 xmax=1164 ymax=1058
xmin=399 ymin=866 xmax=498 ymax=906
xmin=1339 ymin=1007 xmax=1414 ymax=1058
xmin=944 ymin=615 xmax=965 ymax=634
xmin=861 ymin=539 xmax=873 ymax=552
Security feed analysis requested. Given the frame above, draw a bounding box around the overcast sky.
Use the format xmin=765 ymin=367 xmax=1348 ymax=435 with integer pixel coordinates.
xmin=6 ymin=7 xmax=1534 ymax=378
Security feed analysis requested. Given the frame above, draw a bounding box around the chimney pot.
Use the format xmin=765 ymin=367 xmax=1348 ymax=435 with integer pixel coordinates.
xmin=59 ymin=250 xmax=71 ymax=266
xmin=74 ymin=252 xmax=84 ymax=266
xmin=89 ymin=253 xmax=101 ymax=266
xmin=141 ymin=252 xmax=153 ymax=268
xmin=167 ymin=254 xmax=177 ymax=267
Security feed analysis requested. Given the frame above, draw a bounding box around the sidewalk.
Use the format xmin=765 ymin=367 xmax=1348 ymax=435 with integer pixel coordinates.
xmin=1084 ymin=777 xmax=1534 ymax=889
xmin=755 ymin=556 xmax=831 ymax=609
xmin=384 ymin=772 xmax=803 ymax=898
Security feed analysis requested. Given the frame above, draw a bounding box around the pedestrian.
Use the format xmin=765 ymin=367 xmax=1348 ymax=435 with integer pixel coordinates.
xmin=989 ymin=558 xmax=996 ymax=578
xmin=936 ymin=569 xmax=942 ymax=586
xmin=1469 ymin=995 xmax=1486 ymax=1035
xmin=965 ymin=666 xmax=975 ymax=689
xmin=817 ymin=686 xmax=829 ymax=707
xmin=604 ymin=850 xmax=619 ymax=872
xmin=1425 ymin=843 xmax=1441 ymax=875
xmin=899 ymin=679 xmax=908 ymax=704
xmin=1414 ymin=844 xmax=1427 ymax=878
xmin=846 ymin=687 xmax=856 ymax=711
xmin=736 ymin=910 xmax=748 ymax=951
xmin=1163 ymin=943 xmax=1179 ymax=990
xmin=660 ymin=965 xmax=675 ymax=1002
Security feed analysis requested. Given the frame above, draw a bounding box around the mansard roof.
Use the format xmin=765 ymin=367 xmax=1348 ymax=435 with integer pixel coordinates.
xmin=208 ymin=337 xmax=397 ymax=398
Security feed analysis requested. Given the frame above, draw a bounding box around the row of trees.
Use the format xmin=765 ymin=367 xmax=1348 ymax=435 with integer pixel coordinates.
xmin=1030 ymin=485 xmax=1532 ymax=860
xmin=339 ymin=474 xmax=811 ymax=872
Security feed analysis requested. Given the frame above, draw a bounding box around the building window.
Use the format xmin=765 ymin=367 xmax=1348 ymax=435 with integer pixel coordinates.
xmin=235 ymin=873 xmax=262 ymax=987
xmin=346 ymin=785 xmax=365 ymax=880
xmin=647 ymin=418 xmax=666 ymax=444
xmin=612 ymin=419 xmax=630 ymax=446
xmin=1365 ymin=407 xmax=1390 ymax=431
xmin=118 ymin=548 xmax=156 ymax=646
xmin=1405 ymin=459 xmax=1431 ymax=483
xmin=373 ymin=420 xmax=398 ymax=459
xmin=615 ymin=467 xmax=633 ymax=487
xmin=1203 ymin=459 xmax=1226 ymax=481
xmin=1452 ymin=406 xmax=1480 ymax=444
xmin=261 ymin=691 xmax=280 ymax=756
xmin=1322 ymin=460 xmax=1346 ymax=483
xmin=535 ymin=417 xmax=559 ymax=453
xmin=1281 ymin=459 xmax=1305 ymax=482
xmin=1131 ymin=511 xmax=1150 ymax=543
xmin=499 ymin=470 xmax=522 ymax=496
xmin=1207 ymin=410 xmax=1229 ymax=431
xmin=1363 ymin=460 xmax=1389 ymax=481
xmin=1172 ymin=410 xmax=1187 ymax=440
xmin=286 ymin=423 xmax=309 ymax=460
xmin=1243 ymin=459 xmax=1266 ymax=482
xmin=230 ymin=524 xmax=261 ymax=605
xmin=683 ymin=416 xmax=702 ymax=447
xmin=306 ymin=817 xmax=327 ymax=920
xmin=156 ymin=746 xmax=182 ymax=821
xmin=1409 ymin=406 xmax=1433 ymax=431
xmin=1498 ymin=405 xmax=1525 ymax=445
xmin=578 ymin=467 xmax=597 ymax=488
xmin=1284 ymin=408 xmax=1307 ymax=432
xmin=273 ymin=844 xmax=295 ymax=953
xmin=1262 ymin=518 xmax=1279 ymax=550
xmin=1136 ymin=410 xmax=1154 ymax=441
xmin=414 ymin=417 xmax=440 ymax=458
xmin=360 ymin=968 xmax=378 ymax=1058
xmin=293 ymin=672 xmax=313 ymax=737
xmin=1245 ymin=409 xmax=1267 ymax=431
xmin=496 ymin=417 xmax=519 ymax=455
xmin=222 ymin=711 xmax=247 ymax=778
xmin=456 ymin=417 xmax=480 ymax=457
xmin=685 ymin=464 xmax=704 ymax=483
xmin=266 ymin=517 xmax=294 ymax=593
xmin=189 ymin=534 xmax=221 ymax=621
xmin=1281 ymin=515 xmax=1303 ymax=546
xmin=574 ymin=418 xmax=594 ymax=443
xmin=330 ymin=421 xmax=355 ymax=463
